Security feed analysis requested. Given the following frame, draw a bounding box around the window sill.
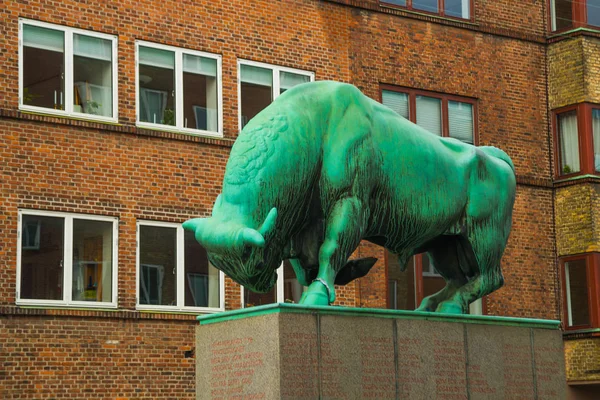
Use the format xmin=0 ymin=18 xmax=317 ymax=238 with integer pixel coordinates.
xmin=1 ymin=304 xmax=201 ymax=321
xmin=554 ymin=174 xmax=600 ymax=187
xmin=19 ymin=105 xmax=119 ymax=125
xmin=0 ymin=108 xmax=236 ymax=147
xmin=563 ymin=327 xmax=600 ymax=339
xmin=136 ymin=121 xmax=223 ymax=139
xmin=136 ymin=305 xmax=224 ymax=314
xmin=16 ymin=300 xmax=118 ymax=309
xmin=379 ymin=2 xmax=474 ymax=25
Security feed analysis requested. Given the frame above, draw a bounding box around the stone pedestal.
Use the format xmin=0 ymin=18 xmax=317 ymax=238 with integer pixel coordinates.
xmin=196 ymin=304 xmax=566 ymax=399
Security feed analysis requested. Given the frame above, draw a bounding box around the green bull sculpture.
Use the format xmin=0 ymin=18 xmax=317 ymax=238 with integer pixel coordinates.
xmin=184 ymin=81 xmax=516 ymax=313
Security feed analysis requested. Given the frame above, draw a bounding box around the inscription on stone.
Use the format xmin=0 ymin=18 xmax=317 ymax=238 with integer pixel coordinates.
xmin=320 ymin=334 xmax=350 ymax=399
xmin=433 ymin=337 xmax=467 ymax=400
xmin=359 ymin=335 xmax=396 ymax=398
xmin=208 ymin=337 xmax=265 ymax=400
xmin=280 ymin=332 xmax=319 ymax=398
xmin=501 ymin=343 xmax=533 ymax=399
xmin=396 ymin=336 xmax=427 ymax=398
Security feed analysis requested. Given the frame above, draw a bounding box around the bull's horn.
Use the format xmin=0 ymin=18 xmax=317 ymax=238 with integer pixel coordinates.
xmin=182 ymin=218 xmax=209 ymax=243
xmin=241 ymin=228 xmax=265 ymax=248
xmin=259 ymin=207 xmax=278 ymax=237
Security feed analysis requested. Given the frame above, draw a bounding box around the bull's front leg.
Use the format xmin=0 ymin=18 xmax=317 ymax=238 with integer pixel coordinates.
xmin=300 ymin=197 xmax=365 ymax=306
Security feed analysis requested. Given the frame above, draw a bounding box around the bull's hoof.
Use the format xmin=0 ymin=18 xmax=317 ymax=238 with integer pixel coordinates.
xmin=436 ymin=301 xmax=465 ymax=314
xmin=415 ymin=296 xmax=437 ymax=312
xmin=299 ymin=282 xmax=330 ymax=306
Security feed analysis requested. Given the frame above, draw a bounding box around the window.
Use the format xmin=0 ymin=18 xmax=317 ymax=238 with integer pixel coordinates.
xmin=382 ymin=0 xmax=471 ymax=20
xmin=19 ymin=19 xmax=117 ymax=122
xmin=136 ymin=42 xmax=222 ymax=136
xmin=560 ymin=254 xmax=600 ymax=330
xmin=387 ymin=251 xmax=483 ymax=314
xmin=238 ymin=60 xmax=314 ymax=129
xmin=137 ymin=221 xmax=224 ymax=312
xmin=17 ymin=210 xmax=118 ymax=307
xmin=381 ymin=86 xmax=477 ymax=144
xmin=242 ymin=260 xmax=305 ymax=307
xmin=550 ymin=0 xmax=600 ymax=32
xmin=553 ymin=103 xmax=600 ymax=178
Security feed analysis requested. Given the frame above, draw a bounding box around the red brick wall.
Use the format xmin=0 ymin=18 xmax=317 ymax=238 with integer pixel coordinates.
xmin=0 ymin=311 xmax=196 ymax=399
xmin=0 ymin=0 xmax=561 ymax=398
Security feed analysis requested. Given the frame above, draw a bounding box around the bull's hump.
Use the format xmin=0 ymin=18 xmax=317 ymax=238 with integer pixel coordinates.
xmin=225 ymin=115 xmax=289 ymax=185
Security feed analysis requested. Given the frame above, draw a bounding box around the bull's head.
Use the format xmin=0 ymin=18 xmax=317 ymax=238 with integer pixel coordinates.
xmin=183 ymin=196 xmax=279 ymax=293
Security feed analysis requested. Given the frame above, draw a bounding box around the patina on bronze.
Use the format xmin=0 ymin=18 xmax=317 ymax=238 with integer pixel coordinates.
xmin=184 ymin=81 xmax=516 ymax=313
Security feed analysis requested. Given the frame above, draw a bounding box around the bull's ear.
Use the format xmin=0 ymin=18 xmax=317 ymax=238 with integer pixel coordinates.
xmin=211 ymin=194 xmax=222 ymax=216
xmin=241 ymin=228 xmax=265 ymax=248
xmin=183 ymin=218 xmax=208 ymax=243
xmin=259 ymin=207 xmax=278 ymax=238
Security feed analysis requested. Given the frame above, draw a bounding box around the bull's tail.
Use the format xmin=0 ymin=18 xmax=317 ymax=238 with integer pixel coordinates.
xmin=479 ymin=146 xmax=515 ymax=173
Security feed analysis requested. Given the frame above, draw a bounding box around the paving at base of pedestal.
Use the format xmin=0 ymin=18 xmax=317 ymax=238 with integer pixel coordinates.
xmin=196 ymin=304 xmax=566 ymax=400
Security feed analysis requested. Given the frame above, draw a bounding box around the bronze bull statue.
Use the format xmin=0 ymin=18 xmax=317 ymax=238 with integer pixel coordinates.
xmin=184 ymin=81 xmax=516 ymax=313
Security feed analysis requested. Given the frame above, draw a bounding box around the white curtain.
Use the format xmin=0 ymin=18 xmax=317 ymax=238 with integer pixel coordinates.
xmin=416 ymin=95 xmax=442 ymax=136
xmin=23 ymin=24 xmax=64 ymax=52
xmin=280 ymin=71 xmax=310 ymax=91
xmin=207 ymin=262 xmax=220 ymax=308
xmin=593 ymin=109 xmax=600 ymax=171
xmin=241 ymin=64 xmax=272 ymax=87
xmin=559 ymin=112 xmax=580 ymax=174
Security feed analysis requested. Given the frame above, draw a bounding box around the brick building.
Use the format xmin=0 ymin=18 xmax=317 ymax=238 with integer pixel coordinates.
xmin=0 ymin=0 xmax=597 ymax=398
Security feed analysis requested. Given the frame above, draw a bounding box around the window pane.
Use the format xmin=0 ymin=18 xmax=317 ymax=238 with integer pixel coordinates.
xmin=413 ymin=0 xmax=439 ymax=13
xmin=382 ymin=90 xmax=409 ymax=119
xmin=588 ymin=0 xmax=600 ymax=26
xmin=72 ymin=219 xmax=113 ymax=302
xmin=416 ymin=95 xmax=442 ymax=136
xmin=421 ymin=254 xmax=445 ymax=299
xmin=183 ymin=54 xmax=218 ymax=132
xmin=557 ymin=111 xmax=580 ymax=175
xmin=593 ymin=109 xmax=600 ymax=171
xmin=74 ymin=34 xmax=113 ymax=117
xmin=240 ymin=64 xmax=273 ymax=128
xmin=448 ymin=101 xmax=473 ymax=144
xmin=387 ymin=250 xmax=415 ymax=310
xmin=551 ymin=0 xmax=573 ymax=31
xmin=20 ymin=215 xmax=64 ymax=300
xmin=445 ymin=0 xmax=469 ymax=18
xmin=184 ymin=230 xmax=219 ymax=308
xmin=139 ymin=225 xmax=177 ymax=305
xmin=565 ymin=259 xmax=590 ymax=327
xmin=283 ymin=260 xmax=304 ymax=303
xmin=22 ymin=24 xmax=65 ymax=110
xmin=279 ymin=71 xmax=310 ymax=95
xmin=139 ymin=46 xmax=175 ymax=125
xmin=245 ymin=286 xmax=277 ymax=307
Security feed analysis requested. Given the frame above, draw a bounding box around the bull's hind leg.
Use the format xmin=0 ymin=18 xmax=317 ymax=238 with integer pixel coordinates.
xmin=415 ymin=236 xmax=469 ymax=312
xmin=436 ymin=230 xmax=506 ymax=314
xmin=300 ymin=197 xmax=365 ymax=306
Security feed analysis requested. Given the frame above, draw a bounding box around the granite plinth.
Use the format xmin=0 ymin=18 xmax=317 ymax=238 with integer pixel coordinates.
xmin=196 ymin=304 xmax=566 ymax=400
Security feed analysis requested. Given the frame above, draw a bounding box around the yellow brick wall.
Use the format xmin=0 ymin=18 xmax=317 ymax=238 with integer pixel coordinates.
xmin=555 ymin=184 xmax=599 ymax=256
xmin=564 ymin=337 xmax=600 ymax=383
xmin=548 ymin=37 xmax=585 ymax=110
xmin=583 ymin=37 xmax=600 ymax=104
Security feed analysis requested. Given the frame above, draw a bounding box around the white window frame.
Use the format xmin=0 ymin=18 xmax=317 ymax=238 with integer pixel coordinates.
xmin=136 ymin=220 xmax=225 ymax=313
xmin=16 ymin=209 xmax=119 ymax=308
xmin=237 ymin=59 xmax=315 ymax=130
xmin=135 ymin=41 xmax=223 ymax=138
xmin=18 ymin=19 xmax=118 ymax=123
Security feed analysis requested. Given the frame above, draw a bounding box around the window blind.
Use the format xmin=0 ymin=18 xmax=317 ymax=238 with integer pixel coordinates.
xmin=416 ymin=95 xmax=442 ymax=136
xmin=139 ymin=46 xmax=174 ymax=69
xmin=382 ymin=90 xmax=409 ymax=119
xmin=183 ymin=54 xmax=217 ymax=77
xmin=23 ymin=24 xmax=64 ymax=53
xmin=280 ymin=71 xmax=310 ymax=90
xmin=240 ymin=64 xmax=273 ymax=87
xmin=448 ymin=101 xmax=473 ymax=143
xmin=74 ymin=34 xmax=111 ymax=62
